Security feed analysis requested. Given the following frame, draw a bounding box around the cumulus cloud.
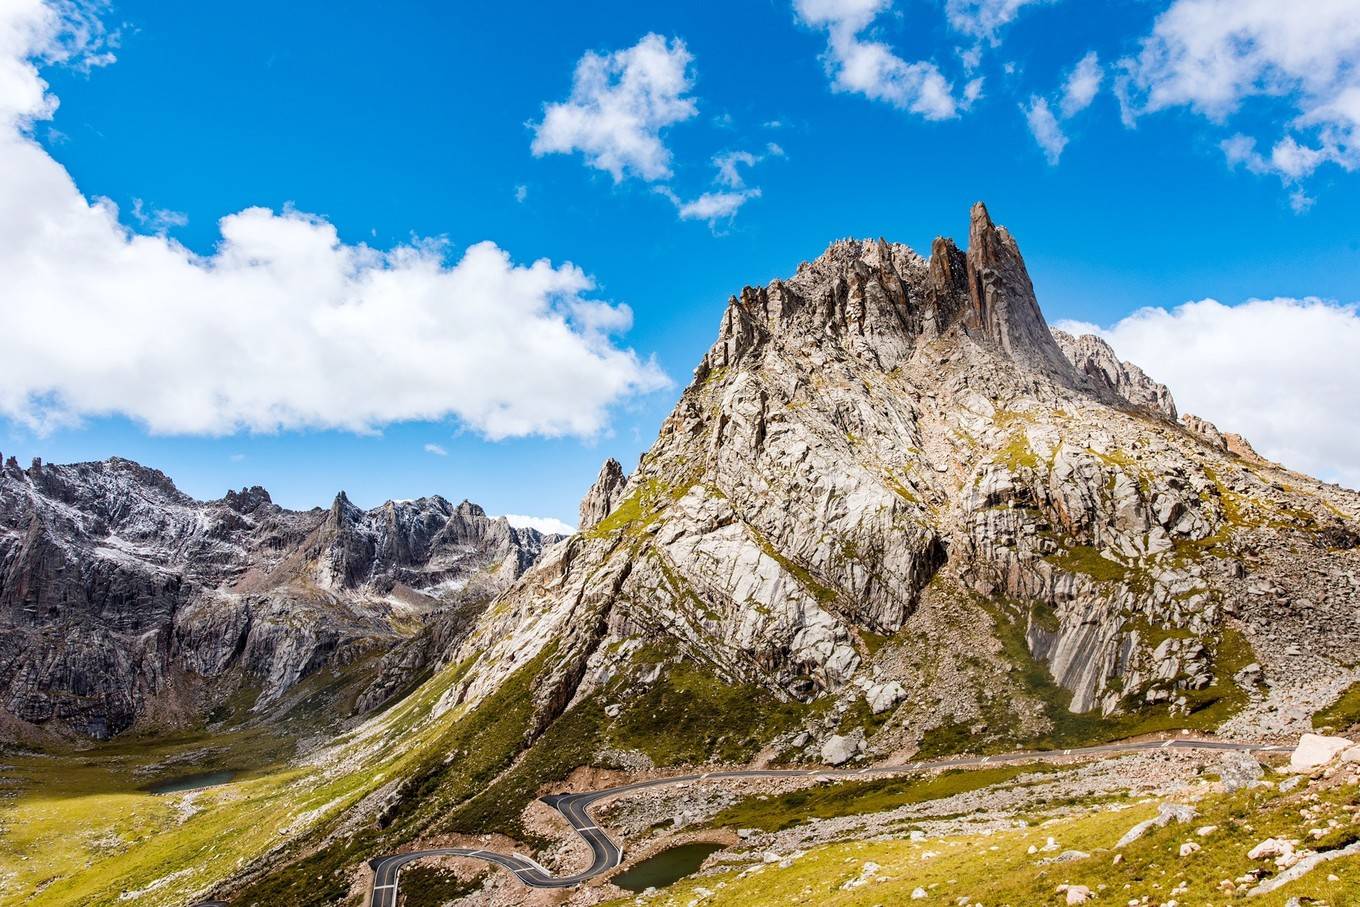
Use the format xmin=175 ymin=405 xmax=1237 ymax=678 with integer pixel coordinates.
xmin=0 ymin=1 xmax=669 ymax=440
xmin=1118 ymin=0 xmax=1360 ymax=202
xmin=945 ymin=0 xmax=1050 ymax=44
xmin=1056 ymin=297 xmax=1360 ymax=489
xmin=530 ymin=33 xmax=697 ymax=183
xmin=1023 ymin=51 xmax=1101 ymax=164
xmin=423 ymin=443 xmax=448 ymax=456
xmin=793 ymin=0 xmax=960 ymax=120
xmin=502 ymin=513 xmax=576 ymax=536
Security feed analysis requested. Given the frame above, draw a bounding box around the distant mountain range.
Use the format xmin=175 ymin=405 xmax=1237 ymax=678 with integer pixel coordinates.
xmin=0 ymin=455 xmax=559 ymax=740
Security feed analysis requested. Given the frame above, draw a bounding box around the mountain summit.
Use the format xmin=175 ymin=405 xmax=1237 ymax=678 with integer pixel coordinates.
xmin=441 ymin=202 xmax=1358 ymax=761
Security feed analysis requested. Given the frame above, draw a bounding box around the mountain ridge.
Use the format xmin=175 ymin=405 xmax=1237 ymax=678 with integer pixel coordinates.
xmin=0 ymin=455 xmax=560 ymax=739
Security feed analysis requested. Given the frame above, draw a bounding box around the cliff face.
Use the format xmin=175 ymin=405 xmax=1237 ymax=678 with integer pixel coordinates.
xmin=0 ymin=457 xmax=556 ymax=739
xmin=438 ymin=203 xmax=1360 ymax=760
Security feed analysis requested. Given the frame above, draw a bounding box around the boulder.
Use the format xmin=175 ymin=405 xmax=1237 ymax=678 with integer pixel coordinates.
xmin=821 ymin=733 xmax=858 ymax=766
xmin=1116 ymin=802 xmax=1197 ymax=848
xmin=866 ymin=680 xmax=907 ymax=715
xmin=1289 ymin=733 xmax=1353 ymax=772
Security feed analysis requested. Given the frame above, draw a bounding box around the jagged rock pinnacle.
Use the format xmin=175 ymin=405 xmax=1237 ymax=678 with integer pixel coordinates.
xmin=579 ymin=457 xmax=627 ymax=530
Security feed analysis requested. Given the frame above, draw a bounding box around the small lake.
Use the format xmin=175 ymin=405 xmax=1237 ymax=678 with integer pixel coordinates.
xmin=145 ymin=769 xmax=236 ymax=795
xmin=612 ymin=842 xmax=724 ymax=892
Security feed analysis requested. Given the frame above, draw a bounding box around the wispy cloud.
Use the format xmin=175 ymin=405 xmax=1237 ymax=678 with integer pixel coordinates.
xmin=1117 ymin=0 xmax=1360 ymax=208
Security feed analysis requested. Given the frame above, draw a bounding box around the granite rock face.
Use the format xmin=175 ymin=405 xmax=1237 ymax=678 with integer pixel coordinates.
xmin=579 ymin=458 xmax=628 ymax=531
xmin=0 ymin=456 xmax=556 ymax=739
xmin=443 ymin=202 xmax=1360 ymax=757
xmin=1053 ymin=330 xmax=1178 ymax=421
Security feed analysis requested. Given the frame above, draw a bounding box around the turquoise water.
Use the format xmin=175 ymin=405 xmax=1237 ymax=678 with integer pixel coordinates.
xmin=145 ymin=769 xmax=236 ymax=794
xmin=612 ymin=842 xmax=724 ymax=892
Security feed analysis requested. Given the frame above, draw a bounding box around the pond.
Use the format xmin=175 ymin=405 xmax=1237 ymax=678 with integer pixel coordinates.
xmin=611 ymin=841 xmax=725 ymax=893
xmin=145 ymin=769 xmax=236 ymax=795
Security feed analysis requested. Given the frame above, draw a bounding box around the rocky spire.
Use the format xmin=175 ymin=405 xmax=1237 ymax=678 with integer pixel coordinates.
xmin=223 ymin=485 xmax=273 ymax=513
xmin=961 ymin=201 xmax=1079 ymax=382
xmin=579 ymin=458 xmax=627 ymax=531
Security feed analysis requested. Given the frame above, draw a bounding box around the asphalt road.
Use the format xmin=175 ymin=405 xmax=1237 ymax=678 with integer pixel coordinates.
xmin=357 ymin=735 xmax=1292 ymax=906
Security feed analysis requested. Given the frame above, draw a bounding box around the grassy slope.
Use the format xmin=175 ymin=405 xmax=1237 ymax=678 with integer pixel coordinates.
xmin=613 ymin=777 xmax=1360 ymax=907
xmin=0 ymin=637 xmax=820 ymax=907
xmin=0 ymin=650 xmax=481 ymax=907
xmin=708 ymin=764 xmax=1059 ymax=832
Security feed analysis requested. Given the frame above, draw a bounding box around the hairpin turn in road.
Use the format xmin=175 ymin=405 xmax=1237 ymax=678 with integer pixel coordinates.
xmin=357 ymin=736 xmax=1290 ymax=907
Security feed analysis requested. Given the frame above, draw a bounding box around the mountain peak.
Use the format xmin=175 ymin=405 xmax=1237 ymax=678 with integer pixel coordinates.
xmin=223 ymin=485 xmax=273 ymax=513
xmin=701 ymin=202 xmax=1081 ymax=387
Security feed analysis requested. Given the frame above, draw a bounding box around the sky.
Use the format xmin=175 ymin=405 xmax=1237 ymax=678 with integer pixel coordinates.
xmin=1 ymin=0 xmax=1359 ymax=530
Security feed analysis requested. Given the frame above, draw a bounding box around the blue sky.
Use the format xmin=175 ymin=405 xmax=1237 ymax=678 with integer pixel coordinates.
xmin=3 ymin=0 xmax=1359 ymax=527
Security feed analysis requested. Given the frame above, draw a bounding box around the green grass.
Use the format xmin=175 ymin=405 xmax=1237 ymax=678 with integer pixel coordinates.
xmin=1314 ymin=682 xmax=1360 ymax=732
xmin=232 ymin=647 xmax=560 ymax=907
xmin=446 ymin=696 xmax=609 ymax=844
xmin=708 ymin=763 xmax=1059 ymax=832
xmin=585 ymin=475 xmax=696 ymax=538
xmin=998 ymin=433 xmax=1040 ymax=470
xmin=607 ymin=656 xmax=809 ymax=766
xmin=392 ymin=866 xmax=484 ymax=906
xmin=1045 ymin=545 xmax=1130 ymax=583
xmin=836 ymin=695 xmax=892 ymax=739
xmin=616 ymin=773 xmax=1360 ymax=907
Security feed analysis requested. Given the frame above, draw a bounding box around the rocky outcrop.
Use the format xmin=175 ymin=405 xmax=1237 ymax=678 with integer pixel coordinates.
xmin=0 ymin=457 xmax=555 ymax=738
xmin=579 ymin=458 xmax=627 ymax=531
xmin=1053 ymin=330 xmax=1178 ymax=420
xmin=1182 ymin=413 xmax=1228 ymax=450
xmin=439 ymin=202 xmax=1360 ymax=761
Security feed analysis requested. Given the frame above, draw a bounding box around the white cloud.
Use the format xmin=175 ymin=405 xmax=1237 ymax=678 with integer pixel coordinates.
xmin=945 ymin=0 xmax=1050 ymax=44
xmin=1118 ymin=0 xmax=1360 ymax=198
xmin=423 ymin=443 xmax=448 ymax=456
xmin=673 ymin=188 xmax=762 ymax=223
xmin=659 ymin=145 xmax=782 ymax=226
xmin=793 ymin=0 xmax=960 ymax=120
xmin=530 ymin=33 xmax=697 ymax=183
xmin=1059 ymin=51 xmax=1101 ymax=118
xmin=1056 ymin=296 xmax=1360 ymax=489
xmin=1023 ymin=51 xmax=1101 ymax=165
xmin=1023 ymin=96 xmax=1066 ymax=164
xmin=501 ymin=513 xmax=576 ymax=536
xmin=713 ymin=150 xmax=758 ymax=189
xmin=513 ymin=184 xmax=527 ymax=203
xmin=0 ymin=2 xmax=669 ymax=440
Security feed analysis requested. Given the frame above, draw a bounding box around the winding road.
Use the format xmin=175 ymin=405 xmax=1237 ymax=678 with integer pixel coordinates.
xmin=357 ymin=736 xmax=1291 ymax=907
